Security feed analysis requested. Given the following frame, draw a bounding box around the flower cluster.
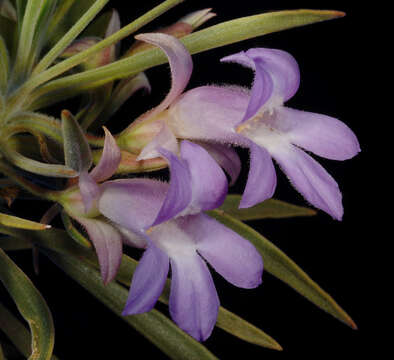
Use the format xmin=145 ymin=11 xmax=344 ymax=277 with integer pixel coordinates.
xmin=61 ymin=32 xmax=359 ymax=341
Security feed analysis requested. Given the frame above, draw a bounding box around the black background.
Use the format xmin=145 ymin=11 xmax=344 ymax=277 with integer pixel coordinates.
xmin=2 ymin=1 xmax=376 ymax=359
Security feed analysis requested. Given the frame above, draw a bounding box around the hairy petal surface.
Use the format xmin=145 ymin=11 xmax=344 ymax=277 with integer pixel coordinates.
xmin=99 ymin=179 xmax=167 ymax=232
xmin=90 ymin=127 xmax=121 ymax=182
xmin=123 ymin=242 xmax=169 ymax=315
xmin=135 ymin=33 xmax=193 ymax=120
xmin=137 ymin=123 xmax=179 ymax=160
xmin=196 ymin=142 xmax=241 ymax=186
xmin=182 ymin=214 xmax=263 ymax=288
xmin=240 ymin=143 xmax=277 ymax=208
xmin=272 ymin=145 xmax=343 ymax=220
xmin=221 ymin=51 xmax=273 ymax=125
xmin=77 ymin=218 xmax=122 ymax=284
xmin=169 ymin=252 xmax=219 ymax=341
xmin=78 ymin=170 xmax=100 ymax=213
xmin=169 ymin=86 xmax=249 ymax=145
xmin=279 ymin=107 xmax=361 ymax=160
xmin=152 ymin=148 xmax=192 ymax=226
xmin=180 ymin=141 xmax=227 ymax=214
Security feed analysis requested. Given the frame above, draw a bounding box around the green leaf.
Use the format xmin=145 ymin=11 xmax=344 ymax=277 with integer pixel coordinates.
xmin=43 ymin=248 xmax=219 ymax=360
xmin=13 ymin=0 xmax=47 ymax=78
xmin=0 ymin=248 xmax=55 ymax=360
xmin=61 ymin=109 xmax=92 ymax=172
xmin=82 ymin=9 xmax=118 ymax=38
xmin=0 ymin=341 xmax=5 ymax=360
xmin=0 ymin=15 xmax=16 ymax=54
xmin=214 ymin=195 xmax=316 ymax=221
xmin=0 ymin=212 xmax=50 ymax=230
xmin=209 ymin=211 xmax=357 ymax=329
xmin=0 ymin=0 xmax=16 ymax=21
xmin=31 ymin=9 xmax=344 ymax=101
xmin=0 ymin=302 xmax=59 ymax=360
xmin=32 ymin=0 xmax=110 ymax=75
xmin=0 ymin=235 xmax=32 ymax=250
xmin=0 ymin=35 xmax=9 ymax=93
xmin=21 ymin=226 xmax=282 ymax=350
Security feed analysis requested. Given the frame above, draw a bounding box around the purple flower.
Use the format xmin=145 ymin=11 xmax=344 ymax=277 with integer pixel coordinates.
xmin=163 ymin=48 xmax=361 ymax=220
xmin=98 ymin=140 xmax=263 ymax=341
xmin=62 ymin=126 xmax=263 ymax=341
xmin=120 ymin=32 xmax=242 ymax=186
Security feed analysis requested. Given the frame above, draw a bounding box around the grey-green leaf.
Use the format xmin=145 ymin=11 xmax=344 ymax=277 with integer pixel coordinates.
xmin=209 ymin=210 xmax=357 ymax=330
xmin=33 ymin=9 xmax=344 ymax=99
xmin=43 ymin=248 xmax=218 ymax=360
xmin=0 ymin=249 xmax=55 ymax=360
xmin=13 ymin=227 xmax=282 ymax=351
xmin=214 ymin=195 xmax=316 ymax=221
xmin=61 ymin=109 xmax=92 ymax=172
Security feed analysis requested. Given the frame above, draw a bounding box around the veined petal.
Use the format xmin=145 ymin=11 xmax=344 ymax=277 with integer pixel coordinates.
xmin=78 ymin=170 xmax=100 ymax=213
xmin=135 ymin=33 xmax=193 ymax=119
xmin=90 ymin=127 xmax=121 ymax=182
xmin=122 ymin=242 xmax=169 ymax=315
xmin=169 ymin=86 xmax=249 ymax=145
xmin=221 ymin=51 xmax=273 ymax=125
xmin=77 ymin=218 xmax=122 ymax=284
xmin=99 ymin=179 xmax=167 ymax=232
xmin=182 ymin=214 xmax=263 ymax=288
xmin=152 ymin=147 xmax=192 ymax=226
xmin=169 ymin=251 xmax=219 ymax=341
xmin=196 ymin=142 xmax=241 ymax=186
xmin=240 ymin=143 xmax=277 ymax=208
xmin=272 ymin=145 xmax=343 ymax=220
xmin=137 ymin=123 xmax=179 ymax=161
xmin=180 ymin=141 xmax=227 ymax=213
xmin=246 ymin=48 xmax=300 ymax=102
xmin=279 ymin=107 xmax=361 ymax=160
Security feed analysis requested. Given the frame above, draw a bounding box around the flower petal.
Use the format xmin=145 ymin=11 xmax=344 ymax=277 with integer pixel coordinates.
xmin=137 ymin=123 xmax=179 ymax=161
xmin=90 ymin=127 xmax=121 ymax=182
xmin=122 ymin=242 xmax=169 ymax=315
xmin=279 ymin=107 xmax=361 ymax=160
xmin=221 ymin=51 xmax=273 ymax=125
xmin=135 ymin=33 xmax=193 ymax=119
xmin=240 ymin=143 xmax=277 ymax=208
xmin=246 ymin=48 xmax=300 ymax=102
xmin=272 ymin=145 xmax=343 ymax=220
xmin=78 ymin=170 xmax=100 ymax=213
xmin=183 ymin=214 xmax=263 ymax=288
xmin=99 ymin=179 xmax=168 ymax=232
xmin=77 ymin=217 xmax=122 ymax=284
xmin=180 ymin=141 xmax=227 ymax=213
xmin=152 ymin=147 xmax=192 ymax=226
xmin=169 ymin=86 xmax=249 ymax=145
xmin=195 ymin=141 xmax=241 ymax=186
xmin=169 ymin=251 xmax=219 ymax=341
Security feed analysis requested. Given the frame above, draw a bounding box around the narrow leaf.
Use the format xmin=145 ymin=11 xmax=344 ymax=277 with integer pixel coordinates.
xmin=32 ymin=9 xmax=344 ymax=100
xmin=61 ymin=109 xmax=92 ymax=172
xmin=0 ymin=35 xmax=9 ymax=92
xmin=214 ymin=195 xmax=316 ymax=221
xmin=0 ymin=236 xmax=32 ymax=250
xmin=209 ymin=211 xmax=357 ymax=329
xmin=0 ymin=249 xmax=55 ymax=360
xmin=43 ymin=248 xmax=219 ymax=360
xmin=0 ymin=302 xmax=60 ymax=360
xmin=0 ymin=213 xmax=50 ymax=230
xmin=0 ymin=0 xmax=16 ymax=21
xmin=13 ymin=227 xmax=282 ymax=350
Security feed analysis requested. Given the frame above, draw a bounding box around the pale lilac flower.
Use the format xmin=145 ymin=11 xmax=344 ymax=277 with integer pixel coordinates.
xmin=122 ymin=32 xmax=242 ymax=186
xmin=98 ymin=140 xmax=263 ymax=341
xmin=63 ymin=128 xmax=263 ymax=341
xmin=163 ymin=48 xmax=361 ymax=219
